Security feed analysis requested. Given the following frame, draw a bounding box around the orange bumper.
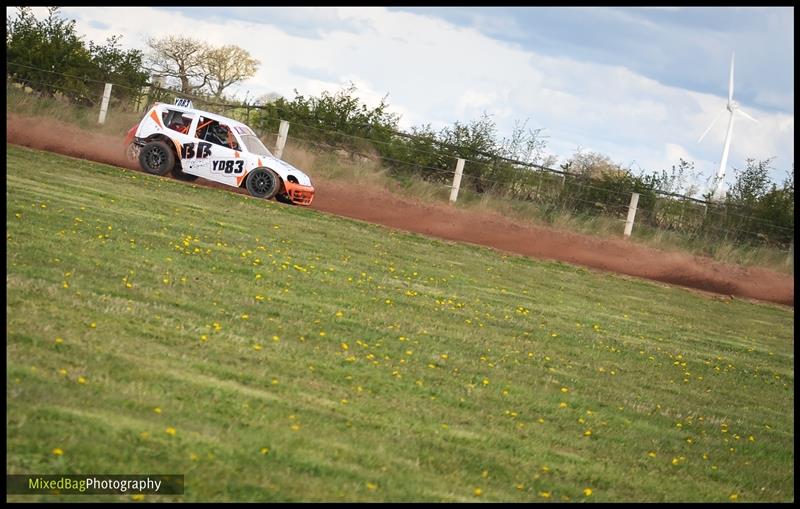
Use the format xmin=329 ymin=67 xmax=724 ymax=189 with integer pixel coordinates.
xmin=283 ymin=181 xmax=315 ymax=206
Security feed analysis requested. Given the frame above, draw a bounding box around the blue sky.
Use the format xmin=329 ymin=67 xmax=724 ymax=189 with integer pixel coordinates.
xmin=9 ymin=6 xmax=794 ymax=194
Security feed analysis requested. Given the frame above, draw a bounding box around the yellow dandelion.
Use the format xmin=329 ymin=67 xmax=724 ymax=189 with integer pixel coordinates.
xmin=165 ymin=427 xmax=177 ymax=436
xmin=367 ymin=482 xmax=378 ymax=491
xmin=341 ymin=342 xmax=349 ymax=350
xmin=473 ymin=488 xmax=482 ymax=497
xmin=77 ymin=376 xmax=87 ymax=384
xmin=515 ymin=483 xmax=525 ymax=491
xmin=440 ymin=353 xmax=449 ymax=360
xmin=89 ymin=322 xmax=96 ymax=328
xmin=537 ymin=418 xmax=545 ymax=424
xmin=672 ymin=457 xmax=680 ymax=465
xmin=253 ymin=344 xmax=262 ymax=351
xmin=482 ymin=378 xmax=490 ymax=385
xmin=335 ymin=311 xmax=343 ymax=317
xmin=153 ymin=407 xmax=162 ymax=414
xmin=340 ymin=399 xmax=349 ymax=404
xmin=58 ymin=368 xmax=68 ymax=376
xmin=272 ymin=335 xmax=280 ymax=342
xmin=559 ymin=402 xmax=568 ymax=409
xmin=131 ymin=494 xmax=145 ymax=501
xmin=560 ymin=387 xmax=569 ymax=393
xmin=319 ymin=331 xmax=326 ymax=337
xmin=260 ymin=447 xmax=270 ymax=455
xmin=481 ymin=470 xmax=489 ymax=478
xmin=290 ymin=423 xmax=301 ymax=432
xmin=583 ymin=488 xmax=593 ymax=497
xmin=729 ymin=493 xmax=738 ymax=501
xmin=52 ymin=447 xmax=64 ymax=456
xmin=539 ymin=491 xmax=551 ymax=498
xmin=648 ymin=451 xmax=657 ymax=458
xmin=200 ymin=334 xmax=208 ymax=341
xmin=583 ymin=429 xmax=592 ymax=437
xmin=54 ymin=337 xmax=64 ymax=344
xmin=271 ymin=378 xmax=279 ymax=385
xmin=241 ymin=313 xmax=249 ymax=320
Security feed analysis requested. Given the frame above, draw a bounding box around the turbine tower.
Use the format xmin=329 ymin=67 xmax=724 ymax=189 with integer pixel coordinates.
xmin=698 ymin=52 xmax=758 ymax=202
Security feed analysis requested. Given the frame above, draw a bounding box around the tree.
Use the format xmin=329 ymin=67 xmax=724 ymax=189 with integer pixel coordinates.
xmin=6 ymin=7 xmax=147 ymax=105
xmin=146 ymin=35 xmax=210 ymax=94
xmin=203 ymin=45 xmax=260 ymax=100
xmin=563 ymin=149 xmax=623 ymax=178
xmin=727 ymin=157 xmax=774 ymax=207
xmin=6 ymin=7 xmax=93 ymax=99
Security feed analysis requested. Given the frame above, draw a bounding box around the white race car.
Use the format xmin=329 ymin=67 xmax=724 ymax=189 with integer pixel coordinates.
xmin=124 ymin=101 xmax=314 ymax=205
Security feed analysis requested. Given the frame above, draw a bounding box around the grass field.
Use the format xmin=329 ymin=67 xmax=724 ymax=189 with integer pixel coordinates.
xmin=6 ymin=144 xmax=794 ymax=502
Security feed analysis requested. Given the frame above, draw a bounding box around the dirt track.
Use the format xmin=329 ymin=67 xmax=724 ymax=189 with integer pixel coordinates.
xmin=7 ymin=112 xmax=794 ymax=307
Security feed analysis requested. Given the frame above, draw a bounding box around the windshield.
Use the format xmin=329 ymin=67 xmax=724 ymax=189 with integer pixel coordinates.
xmin=240 ymin=135 xmax=272 ymax=157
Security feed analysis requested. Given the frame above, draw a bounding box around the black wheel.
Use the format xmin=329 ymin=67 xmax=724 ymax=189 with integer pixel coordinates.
xmin=138 ymin=141 xmax=175 ymax=176
xmin=171 ymin=162 xmax=198 ymax=181
xmin=245 ymin=168 xmax=280 ymax=199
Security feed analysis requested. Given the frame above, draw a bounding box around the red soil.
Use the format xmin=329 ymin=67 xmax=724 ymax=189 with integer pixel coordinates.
xmin=7 ymin=112 xmax=793 ymax=307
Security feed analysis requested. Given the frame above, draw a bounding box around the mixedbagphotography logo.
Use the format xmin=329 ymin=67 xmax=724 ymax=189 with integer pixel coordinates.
xmin=7 ymin=475 xmax=184 ymax=495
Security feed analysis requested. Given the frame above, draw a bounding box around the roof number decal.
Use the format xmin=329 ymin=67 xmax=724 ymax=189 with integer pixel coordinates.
xmin=174 ymin=98 xmax=193 ymax=108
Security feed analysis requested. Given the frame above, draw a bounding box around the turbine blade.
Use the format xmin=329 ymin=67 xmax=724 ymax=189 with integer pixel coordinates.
xmin=698 ymin=109 xmax=725 ymax=143
xmin=736 ymin=108 xmax=758 ymax=123
xmin=728 ymin=51 xmax=735 ymax=103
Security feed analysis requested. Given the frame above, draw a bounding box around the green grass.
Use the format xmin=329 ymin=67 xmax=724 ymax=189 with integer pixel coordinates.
xmin=6 ymin=144 xmax=795 ymax=502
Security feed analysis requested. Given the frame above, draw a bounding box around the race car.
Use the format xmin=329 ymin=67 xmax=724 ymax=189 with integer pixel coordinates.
xmin=124 ymin=101 xmax=314 ymax=205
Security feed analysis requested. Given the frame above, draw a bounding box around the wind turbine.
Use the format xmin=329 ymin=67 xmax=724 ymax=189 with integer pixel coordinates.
xmin=697 ymin=51 xmax=758 ymax=202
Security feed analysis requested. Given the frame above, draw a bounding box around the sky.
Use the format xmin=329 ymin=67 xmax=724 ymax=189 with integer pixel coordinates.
xmin=9 ymin=6 xmax=794 ymax=195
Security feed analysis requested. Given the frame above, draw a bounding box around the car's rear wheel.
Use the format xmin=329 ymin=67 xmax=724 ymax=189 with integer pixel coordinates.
xmin=245 ymin=168 xmax=280 ymax=199
xmin=138 ymin=141 xmax=174 ymax=176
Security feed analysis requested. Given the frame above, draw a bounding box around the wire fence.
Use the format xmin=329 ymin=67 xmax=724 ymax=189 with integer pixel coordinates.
xmin=6 ymin=61 xmax=794 ymax=254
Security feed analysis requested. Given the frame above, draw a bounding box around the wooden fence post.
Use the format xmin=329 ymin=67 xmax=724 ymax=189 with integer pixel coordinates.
xmin=449 ymin=158 xmax=465 ymax=203
xmin=624 ymin=192 xmax=640 ymax=238
xmin=275 ymin=120 xmax=290 ymax=159
xmin=97 ymin=83 xmax=113 ymax=124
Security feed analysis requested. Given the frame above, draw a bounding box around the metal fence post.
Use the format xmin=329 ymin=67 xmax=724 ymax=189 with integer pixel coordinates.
xmin=275 ymin=120 xmax=290 ymax=159
xmin=97 ymin=83 xmax=113 ymax=124
xmin=624 ymin=192 xmax=640 ymax=238
xmin=449 ymin=158 xmax=465 ymax=203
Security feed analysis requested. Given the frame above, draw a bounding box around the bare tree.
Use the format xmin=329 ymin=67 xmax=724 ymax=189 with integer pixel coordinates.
xmin=203 ymin=45 xmax=260 ymax=100
xmin=146 ymin=35 xmax=210 ymax=94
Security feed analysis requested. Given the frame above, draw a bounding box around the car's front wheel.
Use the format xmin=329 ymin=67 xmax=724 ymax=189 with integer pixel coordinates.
xmin=245 ymin=168 xmax=280 ymax=199
xmin=138 ymin=141 xmax=175 ymax=176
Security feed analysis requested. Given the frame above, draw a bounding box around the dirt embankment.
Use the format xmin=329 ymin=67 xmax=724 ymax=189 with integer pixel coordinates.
xmin=7 ymin=112 xmax=794 ymax=307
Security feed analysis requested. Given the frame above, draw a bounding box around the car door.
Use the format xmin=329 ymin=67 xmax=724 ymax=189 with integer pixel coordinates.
xmin=204 ymin=123 xmax=246 ymax=186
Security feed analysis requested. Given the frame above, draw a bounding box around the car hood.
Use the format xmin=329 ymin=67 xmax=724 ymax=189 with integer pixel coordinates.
xmin=261 ymin=155 xmax=313 ymax=187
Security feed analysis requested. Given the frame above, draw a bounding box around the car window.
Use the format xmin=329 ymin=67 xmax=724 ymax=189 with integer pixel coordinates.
xmin=240 ymin=135 xmax=272 ymax=157
xmin=162 ymin=109 xmax=195 ymax=134
xmin=197 ymin=117 xmax=240 ymax=150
